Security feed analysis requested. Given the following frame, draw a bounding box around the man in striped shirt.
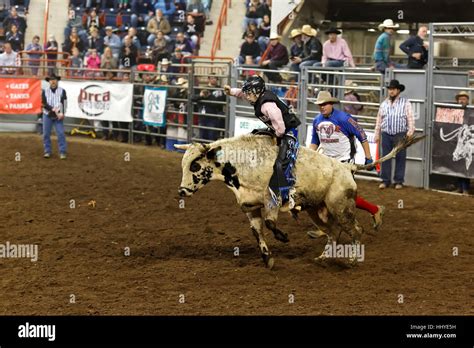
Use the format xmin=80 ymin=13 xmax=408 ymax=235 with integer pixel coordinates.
xmin=374 ymin=79 xmax=415 ymax=189
xmin=42 ymin=74 xmax=67 ymax=159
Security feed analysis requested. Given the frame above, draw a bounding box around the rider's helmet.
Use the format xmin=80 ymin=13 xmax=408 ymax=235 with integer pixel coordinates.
xmin=242 ymin=75 xmax=266 ymax=97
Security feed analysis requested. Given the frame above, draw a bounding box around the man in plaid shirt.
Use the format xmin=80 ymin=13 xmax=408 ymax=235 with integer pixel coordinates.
xmin=374 ymin=79 xmax=415 ymax=189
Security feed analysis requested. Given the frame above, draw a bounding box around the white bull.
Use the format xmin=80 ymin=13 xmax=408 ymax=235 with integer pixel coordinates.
xmin=176 ymin=134 xmax=422 ymax=269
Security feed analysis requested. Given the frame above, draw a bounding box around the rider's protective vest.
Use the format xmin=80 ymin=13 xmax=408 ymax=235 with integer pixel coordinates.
xmin=254 ymin=90 xmax=301 ymax=132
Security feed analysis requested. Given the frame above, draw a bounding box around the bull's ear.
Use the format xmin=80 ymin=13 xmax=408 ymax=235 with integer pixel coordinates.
xmin=206 ymin=146 xmax=222 ymax=161
xmin=174 ymin=144 xmax=191 ymax=150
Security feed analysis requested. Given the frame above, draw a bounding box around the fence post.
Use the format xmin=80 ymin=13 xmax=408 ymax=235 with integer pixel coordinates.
xmin=298 ymin=67 xmax=308 ymax=145
xmin=228 ymin=64 xmax=238 ymax=137
xmin=187 ymin=62 xmax=195 ymax=143
xmin=423 ymin=22 xmax=436 ymax=190
xmin=129 ymin=69 xmax=135 ymax=145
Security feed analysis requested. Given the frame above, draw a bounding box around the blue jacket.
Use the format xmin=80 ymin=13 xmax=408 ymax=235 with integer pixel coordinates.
xmin=154 ymin=0 xmax=176 ymax=19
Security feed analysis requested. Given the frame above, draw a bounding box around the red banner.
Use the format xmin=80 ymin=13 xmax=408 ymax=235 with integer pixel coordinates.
xmin=0 ymin=78 xmax=42 ymax=114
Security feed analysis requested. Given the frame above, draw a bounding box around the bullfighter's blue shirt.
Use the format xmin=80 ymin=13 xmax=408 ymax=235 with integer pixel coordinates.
xmin=311 ymin=108 xmax=367 ymax=161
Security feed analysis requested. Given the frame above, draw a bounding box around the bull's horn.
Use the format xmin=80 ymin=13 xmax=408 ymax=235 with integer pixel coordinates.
xmin=174 ymin=144 xmax=191 ymax=150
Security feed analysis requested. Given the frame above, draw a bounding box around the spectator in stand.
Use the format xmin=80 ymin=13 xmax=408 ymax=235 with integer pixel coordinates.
xmin=260 ymin=32 xmax=288 ymax=83
xmin=373 ymin=19 xmax=401 ymax=73
xmin=25 ymin=35 xmax=42 ymax=76
xmin=86 ymin=27 xmax=104 ymax=54
xmin=123 ymin=26 xmax=141 ymax=50
xmin=146 ymin=9 xmax=171 ymax=46
xmin=63 ymin=27 xmax=85 ymax=55
xmin=187 ymin=0 xmax=211 ymax=25
xmin=119 ymin=35 xmax=138 ymax=69
xmin=156 ymin=57 xmax=176 ymax=84
xmin=256 ymin=0 xmax=271 ymax=19
xmin=238 ymin=32 xmax=261 ymax=65
xmin=150 ymin=30 xmax=168 ymax=65
xmin=3 ymin=7 xmax=27 ymax=35
xmin=242 ymin=1 xmax=260 ymax=32
xmin=290 ymin=24 xmax=322 ymax=71
xmin=153 ymin=0 xmax=176 ymax=20
xmin=288 ymin=29 xmax=303 ymax=62
xmin=321 ymin=27 xmax=355 ymax=68
xmin=131 ymin=0 xmax=153 ymax=16
xmin=399 ymin=25 xmax=429 ymax=69
xmin=182 ymin=14 xmax=200 ymax=49
xmin=130 ymin=0 xmax=154 ymax=28
xmin=343 ymin=81 xmax=363 ymax=116
xmin=173 ymin=32 xmax=193 ymax=56
xmin=195 ymin=73 xmax=226 ymax=141
xmin=65 ymin=8 xmax=84 ymax=41
xmin=85 ymin=48 xmax=101 ymax=77
xmin=101 ymin=46 xmax=118 ymax=70
xmin=85 ymin=0 xmax=105 ymax=8
xmin=242 ymin=22 xmax=260 ymax=40
xmin=69 ymin=46 xmax=84 ymax=77
xmin=103 ymin=26 xmax=121 ymax=59
xmin=257 ymin=14 xmax=270 ymax=52
xmin=170 ymin=47 xmax=188 ymax=74
xmin=283 ymin=75 xmax=298 ymax=109
xmin=6 ymin=23 xmax=24 ymax=52
xmin=44 ymin=35 xmax=59 ymax=75
xmin=0 ymin=42 xmax=20 ymax=75
xmin=117 ymin=0 xmax=129 ymax=10
xmin=83 ymin=8 xmax=102 ymax=35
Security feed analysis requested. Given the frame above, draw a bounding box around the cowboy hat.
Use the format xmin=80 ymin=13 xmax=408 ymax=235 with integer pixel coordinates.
xmin=269 ymin=32 xmax=281 ymax=40
xmin=301 ymin=24 xmax=317 ymax=37
xmin=160 ymin=58 xmax=170 ymax=65
xmin=344 ymin=80 xmax=358 ymax=94
xmin=386 ymin=79 xmax=405 ymax=92
xmin=176 ymin=77 xmax=188 ymax=85
xmin=314 ymin=91 xmax=339 ymax=105
xmin=289 ymin=29 xmax=302 ymax=39
xmin=378 ymin=19 xmax=400 ymax=31
xmin=325 ymin=27 xmax=341 ymax=35
xmin=455 ymin=91 xmax=470 ymax=100
xmin=45 ymin=73 xmax=61 ymax=82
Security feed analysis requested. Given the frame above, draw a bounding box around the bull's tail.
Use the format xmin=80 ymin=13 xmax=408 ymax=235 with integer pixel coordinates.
xmin=351 ymin=135 xmax=425 ymax=172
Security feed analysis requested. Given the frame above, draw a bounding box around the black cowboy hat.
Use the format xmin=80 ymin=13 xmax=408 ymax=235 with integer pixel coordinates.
xmin=386 ymin=79 xmax=405 ymax=92
xmin=45 ymin=73 xmax=61 ymax=82
xmin=325 ymin=27 xmax=342 ymax=35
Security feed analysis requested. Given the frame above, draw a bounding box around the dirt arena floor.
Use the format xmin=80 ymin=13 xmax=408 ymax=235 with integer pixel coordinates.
xmin=0 ymin=133 xmax=472 ymax=315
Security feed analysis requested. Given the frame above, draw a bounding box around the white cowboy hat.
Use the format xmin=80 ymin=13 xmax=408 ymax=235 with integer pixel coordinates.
xmin=301 ymin=24 xmax=317 ymax=37
xmin=160 ymin=58 xmax=170 ymax=65
xmin=269 ymin=32 xmax=281 ymax=40
xmin=176 ymin=77 xmax=188 ymax=85
xmin=314 ymin=91 xmax=340 ymax=105
xmin=378 ymin=19 xmax=400 ymax=31
xmin=289 ymin=29 xmax=302 ymax=39
xmin=344 ymin=80 xmax=358 ymax=94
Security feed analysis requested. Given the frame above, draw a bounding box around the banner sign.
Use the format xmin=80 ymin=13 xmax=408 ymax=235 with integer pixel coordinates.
xmin=143 ymin=86 xmax=167 ymax=127
xmin=234 ymin=116 xmax=266 ymax=137
xmin=59 ymin=80 xmax=133 ymax=122
xmin=0 ymin=78 xmax=41 ymax=114
xmin=432 ymin=106 xmax=474 ymax=178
